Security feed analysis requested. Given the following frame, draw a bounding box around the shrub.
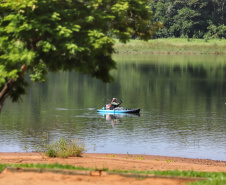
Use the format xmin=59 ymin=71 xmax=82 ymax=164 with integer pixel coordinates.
xmin=45 ymin=137 xmax=86 ymax=158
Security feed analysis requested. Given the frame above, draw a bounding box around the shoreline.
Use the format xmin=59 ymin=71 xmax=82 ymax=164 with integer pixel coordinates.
xmin=1 ymin=152 xmax=225 ymax=185
xmin=113 ymin=38 xmax=226 ymax=55
xmin=0 ymin=152 xmax=225 ymax=172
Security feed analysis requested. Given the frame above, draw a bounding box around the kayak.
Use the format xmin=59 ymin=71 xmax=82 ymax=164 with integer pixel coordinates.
xmin=97 ymin=108 xmax=140 ymax=114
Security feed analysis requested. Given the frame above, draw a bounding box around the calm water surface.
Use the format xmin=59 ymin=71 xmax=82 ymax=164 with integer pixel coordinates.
xmin=0 ymin=54 xmax=226 ymax=161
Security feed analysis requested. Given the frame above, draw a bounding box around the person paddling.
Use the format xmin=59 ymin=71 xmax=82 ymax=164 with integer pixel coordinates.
xmin=110 ymin=98 xmax=122 ymax=110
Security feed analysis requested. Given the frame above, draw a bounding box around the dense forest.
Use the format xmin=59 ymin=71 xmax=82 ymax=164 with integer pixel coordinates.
xmin=148 ymin=0 xmax=226 ymax=39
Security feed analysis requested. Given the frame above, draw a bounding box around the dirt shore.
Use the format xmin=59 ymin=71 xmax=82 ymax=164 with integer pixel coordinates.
xmin=0 ymin=153 xmax=225 ymax=185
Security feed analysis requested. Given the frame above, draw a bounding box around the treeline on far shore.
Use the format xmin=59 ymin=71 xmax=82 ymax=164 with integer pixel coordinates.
xmin=148 ymin=0 xmax=226 ymax=39
xmin=114 ymin=38 xmax=226 ymax=54
xmin=115 ymin=1 xmax=226 ymax=54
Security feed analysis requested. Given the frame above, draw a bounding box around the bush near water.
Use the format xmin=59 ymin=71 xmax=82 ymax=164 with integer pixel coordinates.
xmin=45 ymin=137 xmax=86 ymax=158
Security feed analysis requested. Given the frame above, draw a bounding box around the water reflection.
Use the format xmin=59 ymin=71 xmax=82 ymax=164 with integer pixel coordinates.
xmin=98 ymin=113 xmax=140 ymax=127
xmin=0 ymin=54 xmax=226 ymax=160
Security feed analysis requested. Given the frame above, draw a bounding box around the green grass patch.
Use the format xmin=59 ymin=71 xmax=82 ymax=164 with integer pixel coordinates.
xmin=109 ymin=169 xmax=226 ymax=185
xmin=0 ymin=163 xmax=225 ymax=184
xmin=0 ymin=164 xmax=7 ymax=172
xmin=0 ymin=163 xmax=92 ymax=172
xmin=114 ymin=38 xmax=226 ymax=54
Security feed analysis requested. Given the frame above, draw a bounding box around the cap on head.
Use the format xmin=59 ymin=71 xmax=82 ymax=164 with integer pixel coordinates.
xmin=112 ymin=98 xmax=117 ymax=102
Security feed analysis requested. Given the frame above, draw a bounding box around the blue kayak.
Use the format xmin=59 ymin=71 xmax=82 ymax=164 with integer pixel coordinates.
xmin=97 ymin=108 xmax=140 ymax=114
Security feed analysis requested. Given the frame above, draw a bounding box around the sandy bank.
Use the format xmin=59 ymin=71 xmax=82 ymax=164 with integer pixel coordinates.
xmin=0 ymin=152 xmax=225 ymax=172
xmin=0 ymin=153 xmax=225 ymax=185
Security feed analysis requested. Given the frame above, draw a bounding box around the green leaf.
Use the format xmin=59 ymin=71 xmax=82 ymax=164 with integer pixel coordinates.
xmin=38 ymin=41 xmax=56 ymax=52
xmin=0 ymin=0 xmax=157 ymax=106
xmin=8 ymin=69 xmax=19 ymax=79
xmin=51 ymin=12 xmax=61 ymax=21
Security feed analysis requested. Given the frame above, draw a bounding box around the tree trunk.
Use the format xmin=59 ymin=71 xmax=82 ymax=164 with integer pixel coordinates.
xmin=0 ymin=65 xmax=28 ymax=112
xmin=221 ymin=1 xmax=225 ymax=24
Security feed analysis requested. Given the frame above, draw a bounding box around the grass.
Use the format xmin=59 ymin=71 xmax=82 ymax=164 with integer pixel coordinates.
xmin=0 ymin=163 xmax=225 ymax=184
xmin=44 ymin=137 xmax=86 ymax=158
xmin=125 ymin=152 xmax=145 ymax=160
xmin=108 ymin=169 xmax=226 ymax=185
xmin=106 ymin=154 xmax=116 ymax=158
xmin=0 ymin=163 xmax=92 ymax=172
xmin=114 ymin=38 xmax=226 ymax=54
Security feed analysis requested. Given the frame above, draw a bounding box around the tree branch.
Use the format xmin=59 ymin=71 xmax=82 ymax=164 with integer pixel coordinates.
xmin=0 ymin=65 xmax=28 ymax=112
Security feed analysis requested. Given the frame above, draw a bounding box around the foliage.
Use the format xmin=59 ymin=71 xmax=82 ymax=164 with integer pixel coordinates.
xmin=148 ymin=0 xmax=226 ymax=39
xmin=0 ymin=0 xmax=158 ymax=109
xmin=44 ymin=137 xmax=86 ymax=158
xmin=206 ymin=24 xmax=226 ymax=39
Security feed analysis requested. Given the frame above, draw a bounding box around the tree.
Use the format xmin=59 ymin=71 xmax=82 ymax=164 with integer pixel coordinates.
xmin=149 ymin=0 xmax=223 ymax=38
xmin=0 ymin=0 xmax=159 ymax=111
xmin=171 ymin=7 xmax=202 ymax=38
xmin=211 ymin=0 xmax=226 ymax=24
xmin=148 ymin=0 xmax=178 ymax=38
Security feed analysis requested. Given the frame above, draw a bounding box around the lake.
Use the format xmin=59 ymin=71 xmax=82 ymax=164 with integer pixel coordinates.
xmin=0 ymin=54 xmax=226 ymax=161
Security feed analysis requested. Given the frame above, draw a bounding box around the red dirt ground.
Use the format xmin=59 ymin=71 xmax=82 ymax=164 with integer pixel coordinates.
xmin=0 ymin=153 xmax=225 ymax=185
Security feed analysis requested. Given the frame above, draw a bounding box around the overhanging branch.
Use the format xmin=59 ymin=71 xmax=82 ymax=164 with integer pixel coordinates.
xmin=0 ymin=65 xmax=28 ymax=112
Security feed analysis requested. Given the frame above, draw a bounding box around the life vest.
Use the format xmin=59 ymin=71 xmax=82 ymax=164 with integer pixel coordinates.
xmin=105 ymin=104 xmax=111 ymax=109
